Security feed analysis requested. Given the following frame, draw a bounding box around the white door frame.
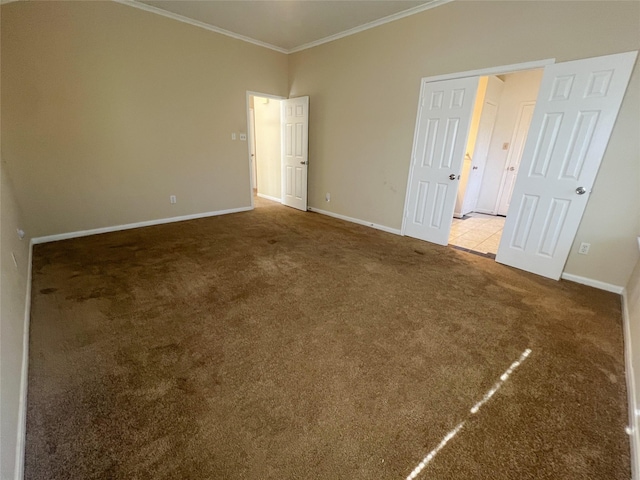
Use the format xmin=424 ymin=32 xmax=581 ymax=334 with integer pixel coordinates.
xmin=245 ymin=91 xmax=287 ymax=209
xmin=401 ymin=58 xmax=555 ymax=236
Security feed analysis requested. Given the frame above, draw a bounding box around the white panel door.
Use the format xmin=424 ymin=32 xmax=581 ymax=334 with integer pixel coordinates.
xmin=282 ymin=96 xmax=309 ymax=211
xmin=496 ymin=51 xmax=637 ymax=279
xmin=496 ymin=101 xmax=536 ymax=216
xmin=461 ymin=101 xmax=498 ymax=216
xmin=404 ymin=77 xmax=479 ymax=245
xmin=249 ymin=107 xmax=257 ymax=190
xmin=462 ymin=75 xmax=504 ymax=216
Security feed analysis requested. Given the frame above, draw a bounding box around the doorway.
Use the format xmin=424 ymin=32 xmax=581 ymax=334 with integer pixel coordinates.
xmin=402 ymin=52 xmax=636 ymax=279
xmin=246 ymin=92 xmax=310 ymax=212
xmin=248 ymin=94 xmax=283 ymax=204
xmin=449 ymin=69 xmax=543 ymax=256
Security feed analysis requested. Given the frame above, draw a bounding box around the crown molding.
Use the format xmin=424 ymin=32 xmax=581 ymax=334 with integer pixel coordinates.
xmin=112 ymin=0 xmax=452 ymax=55
xmin=6 ymin=0 xmax=452 ymax=54
xmin=112 ymin=0 xmax=289 ymax=54
xmin=288 ymin=0 xmax=454 ymax=54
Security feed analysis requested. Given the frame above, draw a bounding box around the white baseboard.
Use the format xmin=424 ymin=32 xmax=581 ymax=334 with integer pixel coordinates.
xmin=31 ymin=206 xmax=253 ymax=245
xmin=622 ymin=289 xmax=640 ymax=480
xmin=308 ymin=207 xmax=401 ymax=236
xmin=474 ymin=208 xmax=496 ymax=216
xmin=257 ymin=193 xmax=281 ymax=203
xmin=14 ymin=241 xmax=33 ymax=480
xmin=560 ymin=272 xmax=625 ymax=294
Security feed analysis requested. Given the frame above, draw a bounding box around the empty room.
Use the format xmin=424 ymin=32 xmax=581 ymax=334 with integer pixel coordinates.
xmin=1 ymin=1 xmax=640 ymax=479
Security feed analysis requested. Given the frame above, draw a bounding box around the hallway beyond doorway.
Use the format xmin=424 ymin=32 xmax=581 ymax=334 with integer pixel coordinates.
xmin=448 ymin=212 xmax=505 ymax=256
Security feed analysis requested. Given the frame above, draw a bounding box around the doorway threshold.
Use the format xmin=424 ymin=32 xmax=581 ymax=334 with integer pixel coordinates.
xmin=450 ymin=245 xmax=496 ymax=260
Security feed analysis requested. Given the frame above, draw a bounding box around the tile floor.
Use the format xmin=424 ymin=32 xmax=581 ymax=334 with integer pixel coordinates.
xmin=449 ymin=212 xmax=505 ymax=255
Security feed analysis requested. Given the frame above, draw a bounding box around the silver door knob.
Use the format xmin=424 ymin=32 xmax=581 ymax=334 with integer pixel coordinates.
xmin=576 ymin=187 xmax=586 ymax=195
xmin=472 ymin=166 xmax=478 ymax=170
xmin=300 ymin=161 xmax=307 ymax=165
xmin=509 ymin=166 xmax=515 ymax=171
xmin=449 ymin=174 xmax=456 ymax=180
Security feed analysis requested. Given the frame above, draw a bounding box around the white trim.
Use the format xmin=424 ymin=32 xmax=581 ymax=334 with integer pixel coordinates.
xmin=622 ymin=289 xmax=640 ymax=480
xmin=14 ymin=241 xmax=33 ymax=480
xmin=287 ymin=0 xmax=453 ymax=54
xmin=473 ymin=208 xmax=496 ymax=216
xmin=308 ymin=207 xmax=401 ymax=236
xmin=31 ymin=207 xmax=252 ymax=245
xmin=421 ymin=58 xmax=556 ymax=83
xmin=112 ymin=0 xmax=451 ymax=55
xmin=560 ymin=272 xmax=624 ymax=294
xmin=111 ymin=0 xmax=288 ymax=54
xmin=257 ymin=193 xmax=281 ymax=203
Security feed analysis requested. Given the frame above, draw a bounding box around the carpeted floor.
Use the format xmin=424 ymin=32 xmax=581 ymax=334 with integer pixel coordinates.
xmin=26 ymin=198 xmax=630 ymax=479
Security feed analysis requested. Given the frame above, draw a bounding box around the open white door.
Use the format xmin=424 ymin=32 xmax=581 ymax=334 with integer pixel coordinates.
xmin=281 ymin=96 xmax=309 ymax=211
xmin=249 ymin=107 xmax=257 ymax=190
xmin=404 ymin=77 xmax=479 ymax=245
xmin=461 ymin=75 xmax=504 ymax=216
xmin=496 ymin=101 xmax=536 ymax=216
xmin=496 ymin=51 xmax=637 ymax=279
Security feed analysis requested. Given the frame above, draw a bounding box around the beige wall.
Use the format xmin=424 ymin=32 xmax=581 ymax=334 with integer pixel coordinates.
xmin=1 ymin=1 xmax=288 ymax=238
xmin=476 ymin=69 xmax=544 ymax=214
xmin=1 ymin=162 xmax=31 ymax=479
xmin=254 ymin=97 xmax=282 ymax=199
xmin=289 ymin=0 xmax=640 ymax=287
xmin=627 ymin=259 xmax=640 ymax=466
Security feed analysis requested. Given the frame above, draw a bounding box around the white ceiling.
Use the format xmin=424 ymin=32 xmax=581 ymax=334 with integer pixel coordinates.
xmin=129 ymin=0 xmax=448 ymax=53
